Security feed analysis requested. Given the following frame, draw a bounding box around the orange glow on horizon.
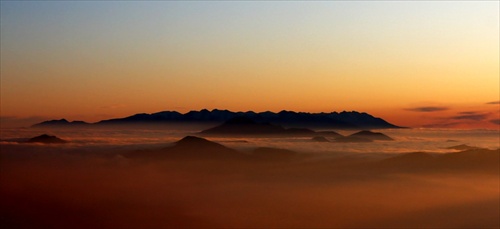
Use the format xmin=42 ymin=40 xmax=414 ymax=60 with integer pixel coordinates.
xmin=1 ymin=1 xmax=498 ymax=129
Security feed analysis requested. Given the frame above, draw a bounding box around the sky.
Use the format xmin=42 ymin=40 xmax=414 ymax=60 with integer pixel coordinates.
xmin=1 ymin=1 xmax=499 ymax=129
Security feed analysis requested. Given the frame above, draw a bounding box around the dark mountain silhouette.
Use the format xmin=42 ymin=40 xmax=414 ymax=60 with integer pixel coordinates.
xmin=124 ymin=136 xmax=246 ymax=160
xmin=123 ymin=136 xmax=306 ymax=162
xmin=331 ymin=130 xmax=393 ymax=142
xmin=26 ymin=134 xmax=68 ymax=144
xmin=310 ymin=130 xmax=393 ymax=143
xmin=32 ymin=109 xmax=401 ymax=129
xmin=99 ymin=111 xmax=184 ymax=124
xmin=200 ymin=117 xmax=337 ymax=136
xmin=32 ymin=119 xmax=90 ymax=128
xmin=349 ymin=130 xmax=394 ymax=141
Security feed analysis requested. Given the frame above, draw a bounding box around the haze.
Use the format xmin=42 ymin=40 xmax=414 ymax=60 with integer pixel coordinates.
xmin=1 ymin=128 xmax=499 ymax=228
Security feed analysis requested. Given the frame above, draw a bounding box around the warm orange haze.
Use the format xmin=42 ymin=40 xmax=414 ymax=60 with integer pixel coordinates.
xmin=0 ymin=1 xmax=499 ymax=229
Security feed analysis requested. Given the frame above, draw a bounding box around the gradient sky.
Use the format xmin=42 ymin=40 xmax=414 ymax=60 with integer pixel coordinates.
xmin=1 ymin=1 xmax=499 ymax=128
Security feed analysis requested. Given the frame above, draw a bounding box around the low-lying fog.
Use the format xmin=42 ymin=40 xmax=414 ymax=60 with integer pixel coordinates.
xmin=2 ymin=127 xmax=499 ymax=153
xmin=1 ymin=127 xmax=499 ymax=228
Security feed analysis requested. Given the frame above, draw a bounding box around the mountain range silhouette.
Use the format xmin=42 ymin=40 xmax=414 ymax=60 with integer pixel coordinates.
xmin=32 ymin=109 xmax=401 ymax=129
xmin=200 ymin=116 xmax=315 ymax=136
xmin=33 ymin=119 xmax=90 ymax=126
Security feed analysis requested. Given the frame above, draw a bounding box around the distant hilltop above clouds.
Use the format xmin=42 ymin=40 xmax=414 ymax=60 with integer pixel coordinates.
xmin=32 ymin=109 xmax=402 ymax=129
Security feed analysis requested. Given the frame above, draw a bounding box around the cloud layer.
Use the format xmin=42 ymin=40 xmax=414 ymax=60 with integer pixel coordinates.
xmin=405 ymin=106 xmax=449 ymax=112
xmin=451 ymin=113 xmax=490 ymax=121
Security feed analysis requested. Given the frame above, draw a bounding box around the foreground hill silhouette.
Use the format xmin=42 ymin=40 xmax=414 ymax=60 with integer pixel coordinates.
xmin=124 ymin=136 xmax=246 ymax=160
xmin=108 ymin=135 xmax=499 ymax=173
xmin=0 ymin=134 xmax=69 ymax=144
xmin=32 ymin=109 xmax=401 ymax=129
xmin=27 ymin=134 xmax=68 ymax=144
xmin=124 ymin=136 xmax=302 ymax=162
xmin=349 ymin=130 xmax=394 ymax=141
xmin=330 ymin=130 xmax=394 ymax=142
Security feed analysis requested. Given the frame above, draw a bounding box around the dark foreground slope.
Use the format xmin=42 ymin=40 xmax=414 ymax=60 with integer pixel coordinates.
xmin=1 ymin=138 xmax=498 ymax=229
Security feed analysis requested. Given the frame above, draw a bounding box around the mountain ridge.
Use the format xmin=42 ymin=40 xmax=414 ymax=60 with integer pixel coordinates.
xmin=32 ymin=109 xmax=402 ymax=129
